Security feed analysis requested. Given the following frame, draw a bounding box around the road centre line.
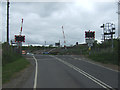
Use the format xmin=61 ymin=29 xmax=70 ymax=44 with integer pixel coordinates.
xmin=50 ymin=55 xmax=115 ymax=90
xmin=70 ymin=56 xmax=118 ymax=72
xmin=33 ymin=56 xmax=38 ymax=90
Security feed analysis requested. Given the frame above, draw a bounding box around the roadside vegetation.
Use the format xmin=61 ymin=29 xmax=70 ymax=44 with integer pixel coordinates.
xmin=22 ymin=45 xmax=54 ymax=53
xmin=88 ymin=39 xmax=118 ymax=65
xmin=50 ymin=39 xmax=119 ymax=66
xmin=2 ymin=42 xmax=30 ymax=84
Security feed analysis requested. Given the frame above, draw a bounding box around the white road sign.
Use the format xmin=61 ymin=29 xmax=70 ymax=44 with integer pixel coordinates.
xmin=86 ymin=38 xmax=94 ymax=44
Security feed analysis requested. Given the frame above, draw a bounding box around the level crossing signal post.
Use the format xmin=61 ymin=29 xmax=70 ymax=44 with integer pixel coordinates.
xmin=15 ymin=35 xmax=25 ymax=54
xmin=14 ymin=18 xmax=25 ymax=54
xmin=85 ymin=30 xmax=95 ymax=55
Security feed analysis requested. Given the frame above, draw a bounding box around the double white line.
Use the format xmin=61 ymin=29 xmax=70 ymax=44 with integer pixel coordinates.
xmin=50 ymin=55 xmax=115 ymax=90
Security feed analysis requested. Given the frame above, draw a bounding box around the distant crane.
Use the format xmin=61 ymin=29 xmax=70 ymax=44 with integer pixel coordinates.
xmin=62 ymin=26 xmax=66 ymax=49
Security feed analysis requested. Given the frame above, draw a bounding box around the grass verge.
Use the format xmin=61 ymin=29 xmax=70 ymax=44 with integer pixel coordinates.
xmin=88 ymin=51 xmax=118 ymax=65
xmin=2 ymin=57 xmax=30 ymax=84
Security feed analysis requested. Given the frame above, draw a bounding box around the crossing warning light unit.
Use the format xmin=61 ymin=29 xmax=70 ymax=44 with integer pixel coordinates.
xmin=15 ymin=35 xmax=25 ymax=42
xmin=85 ymin=31 xmax=95 ymax=38
xmin=85 ymin=30 xmax=95 ymax=56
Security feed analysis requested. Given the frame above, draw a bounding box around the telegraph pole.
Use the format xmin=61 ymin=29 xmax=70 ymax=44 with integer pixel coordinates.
xmin=118 ymin=1 xmax=120 ymax=39
xmin=7 ymin=0 xmax=10 ymax=44
xmin=117 ymin=0 xmax=120 ymax=73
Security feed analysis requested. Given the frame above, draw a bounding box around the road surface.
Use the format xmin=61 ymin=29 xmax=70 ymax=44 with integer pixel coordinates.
xmin=22 ymin=55 xmax=118 ymax=89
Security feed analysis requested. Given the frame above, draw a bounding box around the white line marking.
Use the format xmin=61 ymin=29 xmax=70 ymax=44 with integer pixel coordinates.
xmin=33 ymin=56 xmax=38 ymax=90
xmin=71 ymin=56 xmax=119 ymax=72
xmin=50 ymin=55 xmax=115 ymax=90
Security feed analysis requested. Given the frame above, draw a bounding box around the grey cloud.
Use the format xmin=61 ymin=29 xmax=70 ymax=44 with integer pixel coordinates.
xmin=1 ymin=1 xmax=118 ymax=46
xmin=10 ymin=2 xmax=68 ymax=18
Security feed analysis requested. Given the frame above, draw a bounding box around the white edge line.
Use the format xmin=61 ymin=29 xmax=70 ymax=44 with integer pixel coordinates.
xmin=71 ymin=55 xmax=119 ymax=72
xmin=33 ymin=56 xmax=38 ymax=89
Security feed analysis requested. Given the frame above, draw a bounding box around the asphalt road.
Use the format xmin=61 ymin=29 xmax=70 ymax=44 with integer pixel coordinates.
xmin=24 ymin=55 xmax=118 ymax=89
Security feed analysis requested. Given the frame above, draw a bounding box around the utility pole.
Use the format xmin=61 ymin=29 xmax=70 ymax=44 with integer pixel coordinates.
xmin=118 ymin=1 xmax=120 ymax=39
xmin=118 ymin=1 xmax=120 ymax=69
xmin=7 ymin=0 xmax=10 ymax=44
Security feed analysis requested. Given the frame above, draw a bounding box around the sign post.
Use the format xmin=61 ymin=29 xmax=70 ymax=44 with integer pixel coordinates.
xmin=14 ymin=18 xmax=25 ymax=54
xmin=15 ymin=35 xmax=25 ymax=54
xmin=85 ymin=30 xmax=95 ymax=55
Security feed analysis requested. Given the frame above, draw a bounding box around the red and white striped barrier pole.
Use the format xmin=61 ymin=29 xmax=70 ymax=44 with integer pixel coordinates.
xmin=62 ymin=26 xmax=66 ymax=49
xmin=20 ymin=18 xmax=23 ymax=35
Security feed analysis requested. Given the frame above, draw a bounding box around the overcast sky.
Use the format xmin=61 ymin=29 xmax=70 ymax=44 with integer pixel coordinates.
xmin=1 ymin=0 xmax=118 ymax=46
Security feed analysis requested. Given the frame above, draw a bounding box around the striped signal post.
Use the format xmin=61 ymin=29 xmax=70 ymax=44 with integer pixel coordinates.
xmin=18 ymin=18 xmax=24 ymax=54
xmin=62 ymin=26 xmax=66 ymax=49
xmin=20 ymin=18 xmax=23 ymax=35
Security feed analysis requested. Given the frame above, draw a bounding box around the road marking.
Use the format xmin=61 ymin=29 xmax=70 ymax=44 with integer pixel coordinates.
xmin=33 ymin=56 xmax=38 ymax=90
xmin=50 ymin=55 xmax=115 ymax=90
xmin=71 ymin=56 xmax=119 ymax=72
